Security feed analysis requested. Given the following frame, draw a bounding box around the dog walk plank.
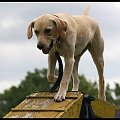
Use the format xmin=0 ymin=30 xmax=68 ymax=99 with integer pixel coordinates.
xmin=4 ymin=91 xmax=83 ymax=118
xmin=4 ymin=91 xmax=120 ymax=118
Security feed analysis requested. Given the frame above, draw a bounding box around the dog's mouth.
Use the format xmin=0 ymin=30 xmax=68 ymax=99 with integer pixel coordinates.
xmin=42 ymin=40 xmax=53 ymax=54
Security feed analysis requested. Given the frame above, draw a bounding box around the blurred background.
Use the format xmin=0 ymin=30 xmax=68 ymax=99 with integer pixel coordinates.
xmin=0 ymin=2 xmax=120 ymax=117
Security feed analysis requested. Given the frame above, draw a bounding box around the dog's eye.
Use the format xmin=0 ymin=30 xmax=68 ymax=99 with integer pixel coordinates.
xmin=44 ymin=28 xmax=51 ymax=34
xmin=34 ymin=30 xmax=39 ymax=35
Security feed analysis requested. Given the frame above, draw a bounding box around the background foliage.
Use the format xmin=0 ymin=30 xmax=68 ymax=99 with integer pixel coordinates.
xmin=0 ymin=68 xmax=120 ymax=118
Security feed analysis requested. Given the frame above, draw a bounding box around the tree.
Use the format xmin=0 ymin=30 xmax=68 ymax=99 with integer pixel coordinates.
xmin=114 ymin=83 xmax=120 ymax=105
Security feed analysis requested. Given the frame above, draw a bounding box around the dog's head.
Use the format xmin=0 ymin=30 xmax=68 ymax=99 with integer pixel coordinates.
xmin=27 ymin=14 xmax=67 ymax=54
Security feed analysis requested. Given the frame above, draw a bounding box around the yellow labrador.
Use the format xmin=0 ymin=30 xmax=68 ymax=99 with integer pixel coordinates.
xmin=27 ymin=6 xmax=106 ymax=101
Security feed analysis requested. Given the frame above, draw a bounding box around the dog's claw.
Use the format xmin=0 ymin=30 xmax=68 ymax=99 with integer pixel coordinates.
xmin=54 ymin=91 xmax=66 ymax=102
xmin=54 ymin=97 xmax=65 ymax=102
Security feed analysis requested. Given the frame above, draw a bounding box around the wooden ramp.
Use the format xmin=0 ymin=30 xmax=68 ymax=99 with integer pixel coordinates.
xmin=4 ymin=91 xmax=120 ymax=118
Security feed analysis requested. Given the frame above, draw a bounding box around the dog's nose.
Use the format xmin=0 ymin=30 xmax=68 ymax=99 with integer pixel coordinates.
xmin=37 ymin=42 xmax=44 ymax=50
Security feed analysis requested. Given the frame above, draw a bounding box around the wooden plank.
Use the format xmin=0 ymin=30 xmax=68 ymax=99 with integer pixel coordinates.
xmin=11 ymin=108 xmax=64 ymax=112
xmin=26 ymin=96 xmax=78 ymax=99
xmin=91 ymin=99 xmax=116 ymax=118
xmin=5 ymin=111 xmax=60 ymax=118
xmin=14 ymin=92 xmax=50 ymax=109
xmin=14 ymin=98 xmax=73 ymax=112
xmin=15 ymin=98 xmax=54 ymax=110
xmin=31 ymin=112 xmax=60 ymax=118
xmin=26 ymin=91 xmax=79 ymax=99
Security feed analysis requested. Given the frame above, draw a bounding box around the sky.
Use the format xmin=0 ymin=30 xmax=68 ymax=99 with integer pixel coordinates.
xmin=0 ymin=2 xmax=120 ymax=93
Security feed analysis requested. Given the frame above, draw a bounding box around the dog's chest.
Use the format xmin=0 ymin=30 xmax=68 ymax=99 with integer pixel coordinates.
xmin=53 ymin=41 xmax=69 ymax=57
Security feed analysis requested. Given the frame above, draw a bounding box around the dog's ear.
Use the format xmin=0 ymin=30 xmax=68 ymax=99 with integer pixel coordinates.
xmin=27 ymin=22 xmax=34 ymax=39
xmin=51 ymin=18 xmax=67 ymax=39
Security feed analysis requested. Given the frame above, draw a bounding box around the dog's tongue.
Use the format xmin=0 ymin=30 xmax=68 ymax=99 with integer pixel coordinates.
xmin=42 ymin=46 xmax=50 ymax=54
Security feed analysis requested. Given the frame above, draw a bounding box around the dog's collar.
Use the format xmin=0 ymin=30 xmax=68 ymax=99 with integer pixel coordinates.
xmin=56 ymin=35 xmax=61 ymax=44
xmin=53 ymin=36 xmax=61 ymax=51
xmin=51 ymin=14 xmax=61 ymax=51
xmin=52 ymin=14 xmax=60 ymax=18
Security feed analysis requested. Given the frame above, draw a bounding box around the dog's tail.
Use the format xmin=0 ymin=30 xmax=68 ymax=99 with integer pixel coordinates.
xmin=83 ymin=5 xmax=90 ymax=15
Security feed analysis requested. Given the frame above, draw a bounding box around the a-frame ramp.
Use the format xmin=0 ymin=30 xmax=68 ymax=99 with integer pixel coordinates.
xmin=4 ymin=91 xmax=120 ymax=118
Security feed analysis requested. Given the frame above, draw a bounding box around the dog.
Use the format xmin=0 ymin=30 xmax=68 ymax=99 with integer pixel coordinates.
xmin=27 ymin=6 xmax=106 ymax=102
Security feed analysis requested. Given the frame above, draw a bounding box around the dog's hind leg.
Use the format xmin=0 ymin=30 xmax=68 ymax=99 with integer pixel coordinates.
xmin=72 ymin=44 xmax=89 ymax=91
xmin=71 ymin=55 xmax=80 ymax=91
xmin=88 ymin=31 xmax=106 ymax=101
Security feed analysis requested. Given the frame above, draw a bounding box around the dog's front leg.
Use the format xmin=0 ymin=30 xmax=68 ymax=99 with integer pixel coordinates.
xmin=54 ymin=55 xmax=74 ymax=101
xmin=47 ymin=52 xmax=57 ymax=83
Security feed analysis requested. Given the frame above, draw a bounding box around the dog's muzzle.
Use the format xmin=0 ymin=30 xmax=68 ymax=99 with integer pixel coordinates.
xmin=37 ymin=40 xmax=53 ymax=54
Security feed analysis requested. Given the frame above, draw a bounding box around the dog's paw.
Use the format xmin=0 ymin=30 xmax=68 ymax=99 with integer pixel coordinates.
xmin=71 ymin=88 xmax=78 ymax=91
xmin=54 ymin=91 xmax=66 ymax=102
xmin=47 ymin=75 xmax=58 ymax=83
xmin=98 ymin=95 xmax=106 ymax=101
